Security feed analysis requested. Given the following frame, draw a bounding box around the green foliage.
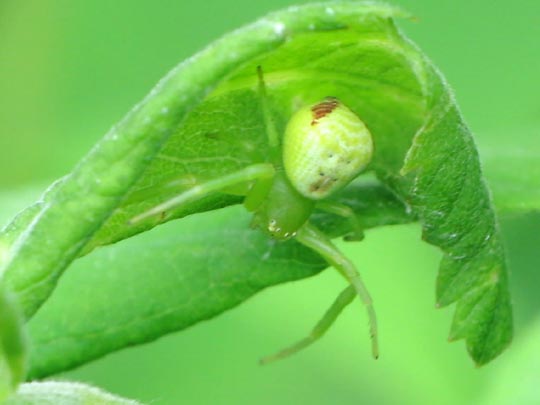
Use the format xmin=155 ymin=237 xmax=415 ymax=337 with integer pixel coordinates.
xmin=0 ymin=1 xmax=516 ymax=386
xmin=26 ymin=181 xmax=411 ymax=378
xmin=0 ymin=286 xmax=27 ymax=401
xmin=5 ymin=381 xmax=140 ymax=404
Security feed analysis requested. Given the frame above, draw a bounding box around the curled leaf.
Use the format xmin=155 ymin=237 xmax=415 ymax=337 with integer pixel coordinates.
xmin=0 ymin=2 xmax=511 ymax=369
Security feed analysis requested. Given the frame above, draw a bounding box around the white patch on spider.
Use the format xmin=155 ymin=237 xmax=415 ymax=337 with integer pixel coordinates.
xmin=268 ymin=219 xmax=279 ymax=234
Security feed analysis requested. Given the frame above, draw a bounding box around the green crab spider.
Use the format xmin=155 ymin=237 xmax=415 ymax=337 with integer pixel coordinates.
xmin=131 ymin=66 xmax=378 ymax=363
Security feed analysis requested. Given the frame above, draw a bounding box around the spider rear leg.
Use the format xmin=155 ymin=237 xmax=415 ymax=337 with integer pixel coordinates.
xmin=316 ymin=200 xmax=365 ymax=241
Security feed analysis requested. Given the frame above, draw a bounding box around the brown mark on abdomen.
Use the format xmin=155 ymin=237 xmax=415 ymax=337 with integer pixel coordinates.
xmin=309 ymin=176 xmax=338 ymax=194
xmin=311 ymin=97 xmax=339 ymax=126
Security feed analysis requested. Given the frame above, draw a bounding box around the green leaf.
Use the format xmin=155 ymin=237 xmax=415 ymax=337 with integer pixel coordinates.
xmin=26 ymin=181 xmax=412 ymax=378
xmin=0 ymin=1 xmax=512 ymax=368
xmin=26 ymin=206 xmax=324 ymax=378
xmin=0 ymin=286 xmax=27 ymax=401
xmin=398 ymin=87 xmax=513 ymax=364
xmin=5 ymin=381 xmax=141 ymax=404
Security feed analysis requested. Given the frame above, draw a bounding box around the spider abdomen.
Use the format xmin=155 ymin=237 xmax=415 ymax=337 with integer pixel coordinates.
xmin=283 ymin=97 xmax=373 ymax=200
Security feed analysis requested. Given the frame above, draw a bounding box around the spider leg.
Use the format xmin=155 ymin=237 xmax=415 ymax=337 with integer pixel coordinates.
xmin=295 ymin=222 xmax=379 ymax=359
xmin=129 ymin=163 xmax=275 ymax=224
xmin=260 ymin=284 xmax=356 ymax=365
xmin=243 ymin=175 xmax=274 ymax=212
xmin=316 ymin=200 xmax=365 ymax=241
xmin=257 ymin=65 xmax=279 ymax=150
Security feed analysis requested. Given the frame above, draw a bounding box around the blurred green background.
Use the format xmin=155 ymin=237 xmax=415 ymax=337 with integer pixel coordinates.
xmin=1 ymin=1 xmax=539 ymax=404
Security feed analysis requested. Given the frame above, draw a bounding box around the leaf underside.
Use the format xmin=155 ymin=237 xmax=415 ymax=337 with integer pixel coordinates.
xmin=0 ymin=1 xmax=512 ymax=375
xmin=6 ymin=381 xmax=141 ymax=405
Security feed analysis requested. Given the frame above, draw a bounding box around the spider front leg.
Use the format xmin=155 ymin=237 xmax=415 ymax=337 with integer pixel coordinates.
xmin=262 ymin=221 xmax=379 ymax=363
xmin=260 ymin=284 xmax=356 ymax=365
xmin=296 ymin=222 xmax=378 ymax=359
xmin=130 ymin=163 xmax=275 ymax=224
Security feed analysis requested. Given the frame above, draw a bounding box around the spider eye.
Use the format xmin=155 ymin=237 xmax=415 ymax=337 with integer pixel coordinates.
xmin=282 ymin=97 xmax=373 ymax=200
